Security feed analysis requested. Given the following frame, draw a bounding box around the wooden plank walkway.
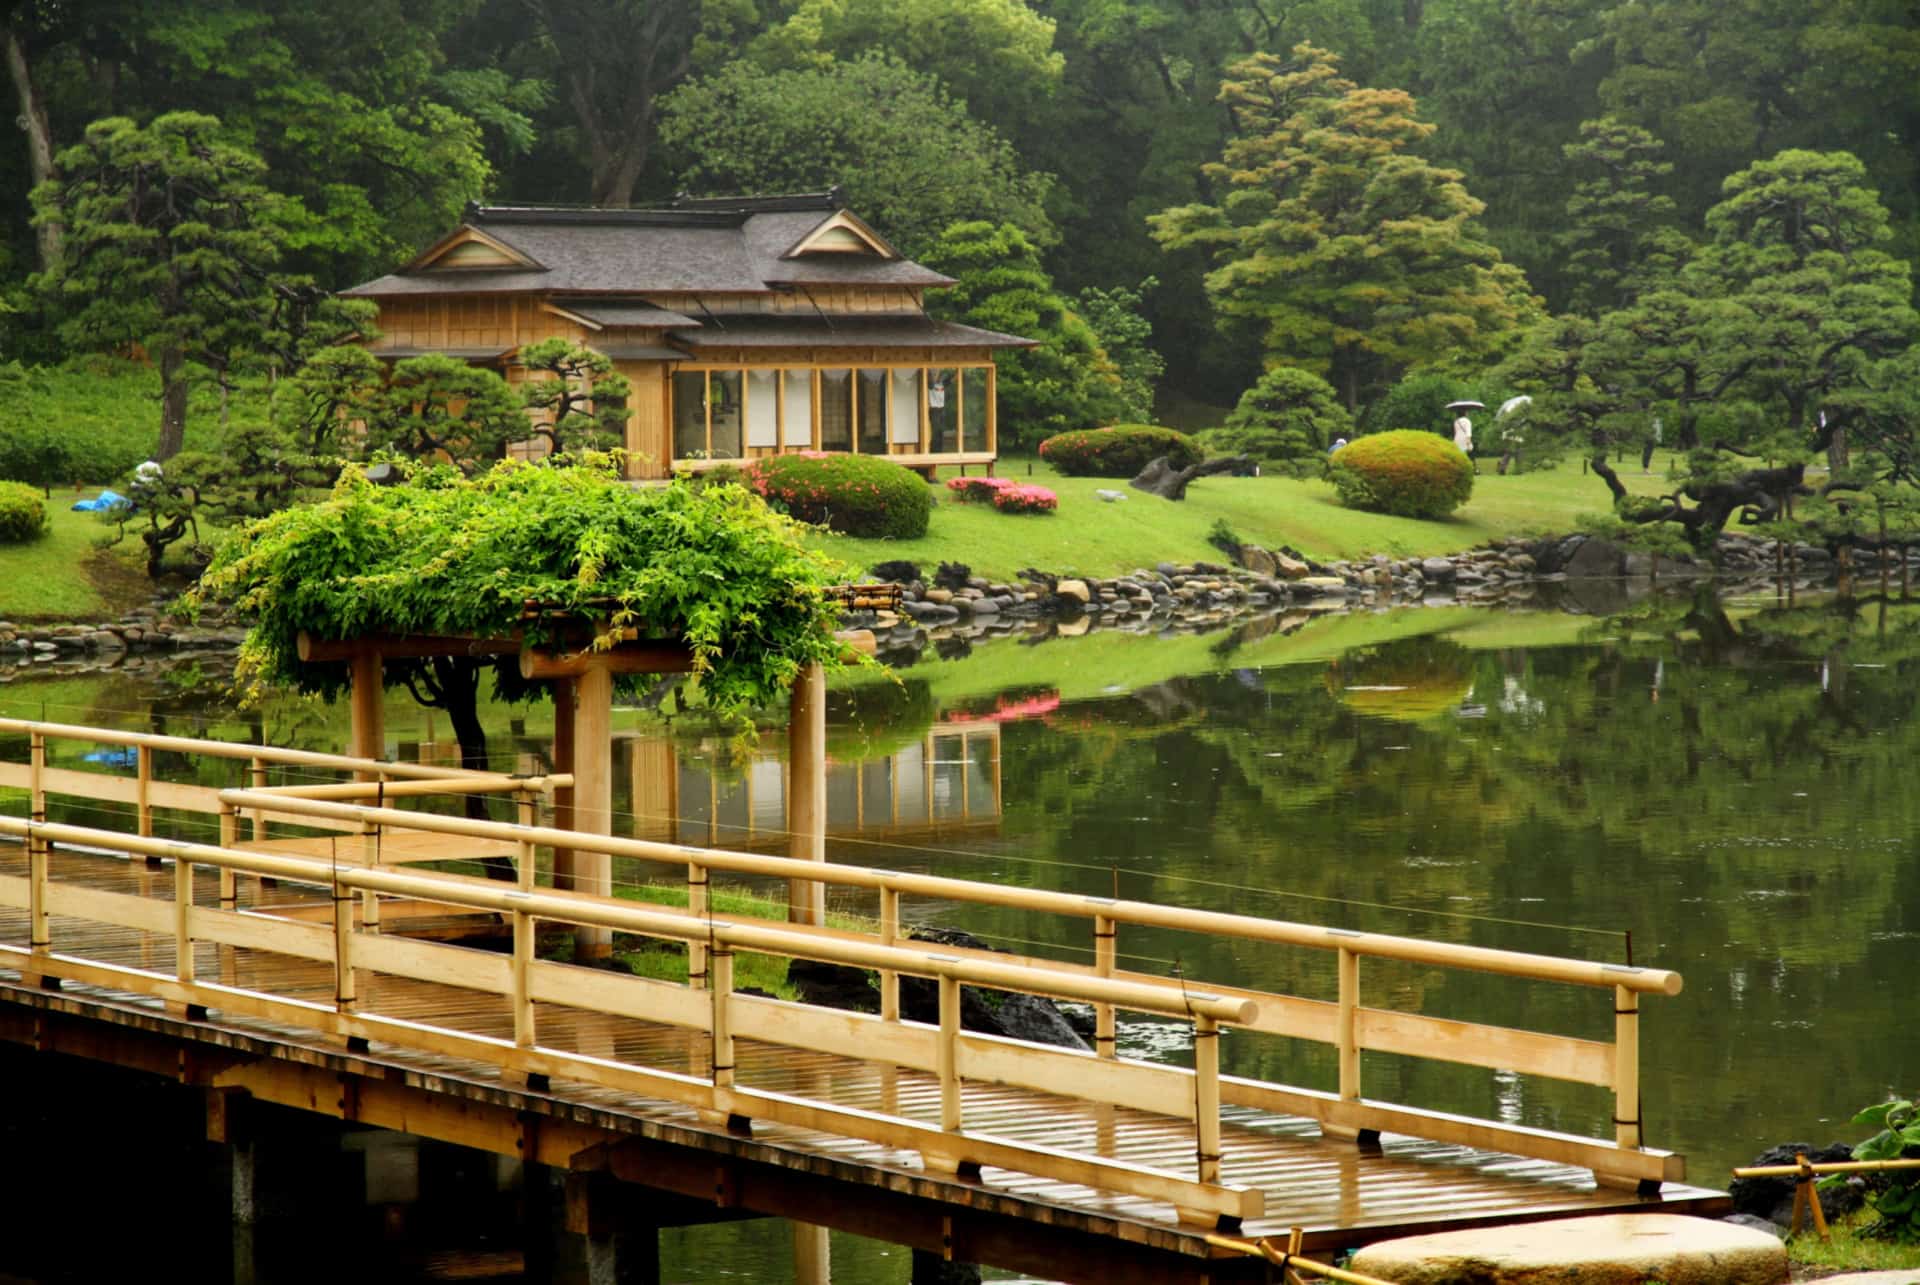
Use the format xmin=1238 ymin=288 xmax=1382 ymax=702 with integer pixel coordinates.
xmin=0 ymin=842 xmax=1726 ymax=1255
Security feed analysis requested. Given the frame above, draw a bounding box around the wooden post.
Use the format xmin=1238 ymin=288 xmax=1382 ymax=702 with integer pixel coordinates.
xmin=26 ymin=732 xmax=48 ymax=970
xmin=334 ymin=870 xmax=357 ymax=1014
xmin=512 ymin=909 xmax=535 ymax=1051
xmin=349 ymin=647 xmax=384 ymax=777
xmin=1337 ymin=947 xmax=1360 ymax=1103
xmin=1094 ymin=914 xmax=1117 ymax=1059
xmin=515 ymin=789 xmax=537 ymax=892
xmin=218 ymin=804 xmax=239 ymax=909
xmin=1195 ymin=1015 xmax=1221 ymax=1185
xmin=986 ymin=365 xmax=998 ymax=457
xmin=710 ymin=947 xmax=735 ymax=1091
xmin=572 ymin=661 xmax=613 ymax=964
xmin=687 ymin=859 xmax=709 ymax=990
xmin=136 ymin=744 xmax=153 ymax=838
xmin=787 ymin=662 xmax=827 ymax=928
xmin=1614 ymin=985 xmax=1641 ymax=1150
xmin=172 ymin=852 xmax=200 ymax=1018
xmin=551 ymin=675 xmax=576 ymax=893
xmin=879 ymin=886 xmax=901 ymax=1020
xmin=938 ymin=974 xmax=962 ymax=1131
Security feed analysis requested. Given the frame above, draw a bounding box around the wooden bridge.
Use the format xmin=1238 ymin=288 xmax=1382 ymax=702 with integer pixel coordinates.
xmin=0 ymin=717 xmax=1727 ymax=1283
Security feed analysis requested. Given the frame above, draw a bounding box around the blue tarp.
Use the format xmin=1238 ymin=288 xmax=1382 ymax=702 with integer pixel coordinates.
xmin=71 ymin=490 xmax=129 ymax=512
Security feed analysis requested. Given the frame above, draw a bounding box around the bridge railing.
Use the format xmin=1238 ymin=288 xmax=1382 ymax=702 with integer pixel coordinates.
xmin=223 ymin=786 xmax=1685 ymax=1190
xmin=0 ymin=811 xmax=1261 ymax=1227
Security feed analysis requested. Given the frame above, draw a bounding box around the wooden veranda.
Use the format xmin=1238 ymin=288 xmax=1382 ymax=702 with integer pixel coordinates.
xmin=0 ymin=719 xmax=1728 ymax=1282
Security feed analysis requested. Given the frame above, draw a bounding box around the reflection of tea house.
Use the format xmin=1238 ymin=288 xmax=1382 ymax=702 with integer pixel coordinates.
xmin=345 ymin=191 xmax=1033 ymax=479
xmin=623 ymin=723 xmax=1002 ymax=850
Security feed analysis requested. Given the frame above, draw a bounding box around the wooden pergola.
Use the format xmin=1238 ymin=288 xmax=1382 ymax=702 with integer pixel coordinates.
xmin=297 ymin=620 xmax=877 ymax=962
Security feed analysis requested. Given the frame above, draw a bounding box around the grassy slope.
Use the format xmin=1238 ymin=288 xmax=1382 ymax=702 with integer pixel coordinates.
xmin=0 ymin=506 xmax=153 ymax=621
xmin=806 ymin=455 xmax=1673 ymax=583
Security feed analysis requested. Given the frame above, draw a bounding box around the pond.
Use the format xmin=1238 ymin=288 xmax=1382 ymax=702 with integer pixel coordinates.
xmin=3 ymin=584 xmax=1915 ymax=1282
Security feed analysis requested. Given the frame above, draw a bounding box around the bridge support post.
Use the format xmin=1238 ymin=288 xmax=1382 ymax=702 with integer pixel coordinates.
xmin=911 ymin=1248 xmax=983 ymax=1285
xmin=787 ymin=661 xmax=827 ymax=927
xmin=562 ymin=1170 xmax=660 ymax=1285
xmin=792 ymin=1220 xmax=830 ymax=1285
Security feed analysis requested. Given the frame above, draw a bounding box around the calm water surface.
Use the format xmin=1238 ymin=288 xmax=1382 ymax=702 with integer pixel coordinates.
xmin=3 ymin=585 xmax=1914 ymax=1281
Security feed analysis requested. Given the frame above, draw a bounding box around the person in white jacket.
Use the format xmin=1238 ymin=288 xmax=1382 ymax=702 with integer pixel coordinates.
xmin=1452 ymin=414 xmax=1475 ymax=472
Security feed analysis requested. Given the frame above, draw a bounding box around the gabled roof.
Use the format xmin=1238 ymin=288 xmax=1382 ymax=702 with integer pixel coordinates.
xmin=344 ymin=192 xmax=952 ymax=299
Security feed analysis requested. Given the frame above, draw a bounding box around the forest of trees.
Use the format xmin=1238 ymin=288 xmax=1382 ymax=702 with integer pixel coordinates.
xmin=4 ymin=0 xmax=1918 ymax=550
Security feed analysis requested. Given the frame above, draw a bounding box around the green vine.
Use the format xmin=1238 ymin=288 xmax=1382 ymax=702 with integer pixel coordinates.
xmin=190 ymin=458 xmax=855 ymax=726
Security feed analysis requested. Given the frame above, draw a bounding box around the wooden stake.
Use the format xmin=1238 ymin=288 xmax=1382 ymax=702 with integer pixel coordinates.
xmin=1094 ymin=913 xmax=1117 ymax=1059
xmin=349 ymin=647 xmax=384 ymax=778
xmin=938 ymin=974 xmax=962 ymax=1131
xmin=1195 ymin=1015 xmax=1222 ymax=1185
xmin=572 ymin=661 xmax=614 ymax=964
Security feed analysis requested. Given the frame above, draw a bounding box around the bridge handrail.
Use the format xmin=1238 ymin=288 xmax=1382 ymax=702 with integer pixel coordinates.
xmin=220 ymin=790 xmax=1680 ymax=995
xmin=0 ymin=813 xmax=1262 ymax=1224
xmin=0 ymin=717 xmax=485 ymax=782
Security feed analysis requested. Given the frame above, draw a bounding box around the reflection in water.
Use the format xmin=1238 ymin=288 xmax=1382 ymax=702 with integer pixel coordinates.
xmin=5 ymin=587 xmax=1920 ymax=1281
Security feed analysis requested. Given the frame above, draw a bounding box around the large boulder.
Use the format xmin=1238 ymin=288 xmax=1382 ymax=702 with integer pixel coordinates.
xmin=1349 ymin=1213 xmax=1787 ymax=1285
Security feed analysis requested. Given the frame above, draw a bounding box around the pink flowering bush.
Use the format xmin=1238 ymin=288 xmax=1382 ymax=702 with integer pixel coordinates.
xmin=989 ymin=483 xmax=1057 ymax=514
xmin=747 ymin=452 xmax=933 ymax=538
xmin=943 ymin=475 xmax=1057 ymax=514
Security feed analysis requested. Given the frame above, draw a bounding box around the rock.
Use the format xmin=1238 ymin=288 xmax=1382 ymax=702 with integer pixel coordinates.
xmin=85 ymin=631 xmax=126 ymax=652
xmin=994 ymin=993 xmax=1091 ymax=1050
xmin=1720 ymin=1214 xmax=1783 ymax=1240
xmin=1236 ymin=546 xmax=1278 ymax=577
xmin=1349 ymin=1213 xmax=1787 ymax=1285
xmin=1054 ymin=579 xmax=1091 ymax=604
xmin=1274 ymin=552 xmax=1311 ymax=580
xmin=923 ymin=588 xmax=955 ymax=605
xmin=1564 ymin=535 xmax=1627 ymax=578
xmin=901 ymin=600 xmax=961 ymax=623
xmin=1094 ymin=489 xmax=1127 ymax=502
xmin=867 ymin=559 xmax=920 ymax=584
xmin=1730 ymin=1142 xmax=1859 ymax=1225
xmin=786 ymin=959 xmax=878 ymax=1013
xmin=1421 ymin=557 xmax=1457 ymax=583
xmin=1294 ymin=576 xmax=1350 ymax=596
xmin=1055 ymin=616 xmax=1091 ymax=637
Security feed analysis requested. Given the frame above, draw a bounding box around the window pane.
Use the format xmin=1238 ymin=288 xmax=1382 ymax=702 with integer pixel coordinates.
xmin=709 ymin=370 xmax=743 ymax=458
xmin=966 ymin=734 xmax=997 ymax=819
xmin=672 ymin=371 xmax=707 ymax=459
xmin=962 ymin=368 xmax=989 ymax=453
xmin=890 ymin=369 xmax=920 ymax=444
xmin=819 ymin=369 xmax=852 ymax=449
xmin=928 ymin=368 xmax=959 ymax=453
xmin=746 ymin=369 xmax=778 ymax=448
xmin=857 ymin=368 xmax=887 ymax=453
xmin=931 ymin=733 xmax=964 ymax=821
xmin=861 ymin=759 xmax=892 ymax=826
xmin=894 ymin=742 xmax=927 ymax=824
xmin=781 ymin=370 xmax=813 ymax=448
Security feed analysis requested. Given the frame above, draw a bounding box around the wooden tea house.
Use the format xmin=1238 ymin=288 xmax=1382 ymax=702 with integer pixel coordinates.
xmin=343 ymin=190 xmax=1032 ymax=479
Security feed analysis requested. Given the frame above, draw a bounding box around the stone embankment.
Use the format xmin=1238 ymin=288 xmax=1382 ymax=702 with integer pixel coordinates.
xmin=847 ymin=531 xmax=1864 ymax=656
xmin=0 ymin=599 xmax=248 ymax=672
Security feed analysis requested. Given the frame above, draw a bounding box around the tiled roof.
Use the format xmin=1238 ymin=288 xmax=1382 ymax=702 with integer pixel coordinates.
xmin=344 ymin=194 xmax=952 ymax=298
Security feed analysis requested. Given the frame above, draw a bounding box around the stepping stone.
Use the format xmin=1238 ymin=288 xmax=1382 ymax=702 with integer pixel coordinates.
xmin=1348 ymin=1213 xmax=1786 ymax=1285
xmin=1807 ymin=1275 xmax=1920 ymax=1285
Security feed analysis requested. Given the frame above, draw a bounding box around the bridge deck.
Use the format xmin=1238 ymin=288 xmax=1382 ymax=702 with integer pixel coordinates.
xmin=0 ymin=844 xmax=1725 ymax=1257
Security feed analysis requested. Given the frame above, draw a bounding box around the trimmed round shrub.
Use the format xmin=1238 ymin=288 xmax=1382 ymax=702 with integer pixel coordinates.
xmin=748 ymin=451 xmax=933 ymax=538
xmin=1328 ymin=430 xmax=1473 ymax=519
xmin=0 ymin=479 xmax=48 ymax=543
xmin=1038 ymin=425 xmax=1202 ymax=477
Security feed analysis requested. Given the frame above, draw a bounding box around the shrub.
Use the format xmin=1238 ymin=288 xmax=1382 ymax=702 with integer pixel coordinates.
xmin=748 ymin=451 xmax=933 ymax=539
xmin=1328 ymin=430 xmax=1473 ymax=519
xmin=1360 ymin=371 xmax=1510 ymax=439
xmin=0 ymin=480 xmax=48 ymax=543
xmin=945 ymin=475 xmax=1057 ymax=513
xmin=1038 ymin=425 xmax=1202 ymax=477
xmin=1200 ymin=368 xmax=1352 ymax=475
xmin=989 ymin=483 xmax=1057 ymax=514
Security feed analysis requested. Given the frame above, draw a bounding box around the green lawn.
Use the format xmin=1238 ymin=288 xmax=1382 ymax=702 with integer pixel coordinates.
xmin=0 ymin=503 xmax=155 ymax=622
xmin=804 ymin=454 xmax=1675 ymax=583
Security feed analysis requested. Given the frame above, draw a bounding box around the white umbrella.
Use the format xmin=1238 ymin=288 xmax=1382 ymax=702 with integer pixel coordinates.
xmin=1496 ymin=395 xmax=1532 ymax=420
xmin=1445 ymin=400 xmax=1485 ymax=411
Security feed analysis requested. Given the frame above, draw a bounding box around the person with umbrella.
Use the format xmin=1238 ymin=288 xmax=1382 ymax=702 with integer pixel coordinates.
xmin=1448 ymin=400 xmax=1484 ymax=473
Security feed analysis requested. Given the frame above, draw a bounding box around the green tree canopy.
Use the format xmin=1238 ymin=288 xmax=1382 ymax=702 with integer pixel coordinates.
xmin=1559 ymin=118 xmax=1681 ymax=316
xmin=31 ymin=112 xmax=290 ymax=460
xmin=1149 ymin=44 xmax=1538 ymax=412
xmin=922 ymin=220 xmax=1125 ymax=449
xmin=516 ymin=340 xmax=634 ymax=460
xmin=658 ymin=55 xmax=1052 ymax=257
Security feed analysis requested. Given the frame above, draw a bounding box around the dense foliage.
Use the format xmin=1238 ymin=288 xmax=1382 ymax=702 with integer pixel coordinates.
xmin=1850 ymin=1098 xmax=1920 ymax=1241
xmin=748 ymin=452 xmax=934 ymax=539
xmin=1202 ymin=368 xmax=1352 ymax=475
xmin=0 ymin=481 xmax=47 ymax=544
xmin=1038 ymin=426 xmax=1201 ymax=477
xmin=1328 ymin=430 xmax=1474 ymax=519
xmin=923 ymin=221 xmax=1125 ymax=450
xmin=194 ymin=460 xmax=851 ymax=724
